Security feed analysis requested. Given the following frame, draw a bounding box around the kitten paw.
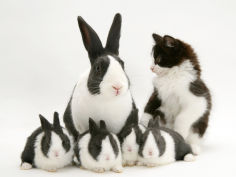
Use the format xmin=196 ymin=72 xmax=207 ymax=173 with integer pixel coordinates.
xmin=112 ymin=166 xmax=123 ymax=173
xmin=20 ymin=162 xmax=32 ymax=170
xmin=92 ymin=167 xmax=105 ymax=173
xmin=184 ymin=153 xmax=196 ymax=162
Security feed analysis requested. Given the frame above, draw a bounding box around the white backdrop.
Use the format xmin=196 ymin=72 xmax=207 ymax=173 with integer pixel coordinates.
xmin=0 ymin=0 xmax=236 ymax=176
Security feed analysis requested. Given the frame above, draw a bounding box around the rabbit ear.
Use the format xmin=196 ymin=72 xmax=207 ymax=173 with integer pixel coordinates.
xmin=89 ymin=118 xmax=99 ymax=134
xmin=53 ymin=112 xmax=61 ymax=129
xmin=100 ymin=120 xmax=107 ymax=130
xmin=39 ymin=114 xmax=51 ymax=131
xmin=148 ymin=117 xmax=160 ymax=128
xmin=77 ymin=16 xmax=104 ymax=64
xmin=105 ymin=13 xmax=122 ymax=55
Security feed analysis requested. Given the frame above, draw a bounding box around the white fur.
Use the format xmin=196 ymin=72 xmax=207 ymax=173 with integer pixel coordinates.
xmin=78 ymin=133 xmax=123 ymax=173
xmin=20 ymin=162 xmax=32 ymax=170
xmin=140 ymin=113 xmax=152 ymax=127
xmin=138 ymin=130 xmax=175 ymax=166
xmin=122 ymin=129 xmax=139 ymax=166
xmin=142 ymin=60 xmax=207 ymax=153
xmin=33 ymin=130 xmax=74 ymax=171
xmin=71 ymin=55 xmax=133 ymax=134
xmin=184 ymin=153 xmax=196 ymax=162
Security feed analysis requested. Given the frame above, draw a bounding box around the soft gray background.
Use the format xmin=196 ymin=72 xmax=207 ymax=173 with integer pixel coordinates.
xmin=0 ymin=0 xmax=235 ymax=176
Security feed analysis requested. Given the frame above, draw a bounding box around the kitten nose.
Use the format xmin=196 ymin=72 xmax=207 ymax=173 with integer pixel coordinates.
xmin=148 ymin=150 xmax=153 ymax=156
xmin=150 ymin=66 xmax=154 ymax=72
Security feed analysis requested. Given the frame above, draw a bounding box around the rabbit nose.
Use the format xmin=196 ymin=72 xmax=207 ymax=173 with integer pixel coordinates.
xmin=112 ymin=85 xmax=122 ymax=95
xmin=148 ymin=150 xmax=153 ymax=156
xmin=127 ymin=146 xmax=132 ymax=152
xmin=54 ymin=151 xmax=59 ymax=157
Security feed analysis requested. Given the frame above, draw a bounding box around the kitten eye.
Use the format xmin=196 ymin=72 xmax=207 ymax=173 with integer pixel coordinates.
xmin=156 ymin=56 xmax=161 ymax=63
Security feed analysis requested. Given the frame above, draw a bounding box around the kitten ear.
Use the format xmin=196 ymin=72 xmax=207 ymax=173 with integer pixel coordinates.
xmin=152 ymin=33 xmax=162 ymax=43
xmin=163 ymin=35 xmax=176 ymax=48
xmin=89 ymin=118 xmax=99 ymax=134
xmin=100 ymin=120 xmax=107 ymax=130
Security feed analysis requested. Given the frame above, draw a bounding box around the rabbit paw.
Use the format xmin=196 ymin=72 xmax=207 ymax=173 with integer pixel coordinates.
xmin=47 ymin=168 xmax=57 ymax=172
xmin=20 ymin=162 xmax=32 ymax=170
xmin=112 ymin=166 xmax=123 ymax=173
xmin=92 ymin=167 xmax=105 ymax=173
xmin=146 ymin=162 xmax=156 ymax=167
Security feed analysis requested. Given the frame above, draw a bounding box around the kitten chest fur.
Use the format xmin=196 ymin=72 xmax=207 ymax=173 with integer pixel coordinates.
xmin=153 ymin=61 xmax=207 ymax=128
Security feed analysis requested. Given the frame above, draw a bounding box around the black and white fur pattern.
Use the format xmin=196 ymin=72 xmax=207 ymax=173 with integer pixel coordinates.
xmin=141 ymin=34 xmax=211 ymax=155
xmin=118 ymin=108 xmax=146 ymax=166
xmin=74 ymin=118 xmax=123 ymax=173
xmin=138 ymin=118 xmax=195 ymax=167
xmin=64 ymin=13 xmax=137 ymax=139
xmin=20 ymin=112 xmax=74 ymax=172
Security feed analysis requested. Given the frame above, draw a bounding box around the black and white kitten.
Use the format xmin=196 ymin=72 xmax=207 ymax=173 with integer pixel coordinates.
xmin=141 ymin=34 xmax=211 ymax=155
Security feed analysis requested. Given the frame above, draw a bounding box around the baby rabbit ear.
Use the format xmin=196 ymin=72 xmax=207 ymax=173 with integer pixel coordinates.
xmin=100 ymin=120 xmax=107 ymax=130
xmin=105 ymin=13 xmax=122 ymax=55
xmin=39 ymin=114 xmax=51 ymax=131
xmin=53 ymin=112 xmax=61 ymax=129
xmin=89 ymin=118 xmax=99 ymax=134
xmin=77 ymin=16 xmax=104 ymax=64
xmin=148 ymin=117 xmax=160 ymax=128
xmin=152 ymin=33 xmax=162 ymax=43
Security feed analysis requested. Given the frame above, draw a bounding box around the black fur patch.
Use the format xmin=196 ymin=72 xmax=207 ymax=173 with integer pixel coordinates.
xmin=87 ymin=56 xmax=110 ymax=94
xmin=160 ymin=127 xmax=192 ymax=160
xmin=41 ymin=131 xmax=51 ymax=157
xmin=63 ymin=90 xmax=79 ymax=140
xmin=21 ymin=128 xmax=43 ymax=166
xmin=117 ymin=106 xmax=141 ymax=145
xmin=109 ymin=135 xmax=119 ymax=157
xmin=138 ymin=129 xmax=166 ymax=157
xmin=74 ymin=141 xmax=81 ymax=166
xmin=190 ymin=79 xmax=212 ymax=137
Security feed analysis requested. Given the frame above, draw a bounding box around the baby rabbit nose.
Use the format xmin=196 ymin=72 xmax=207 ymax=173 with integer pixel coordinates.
xmin=148 ymin=150 xmax=153 ymax=156
xmin=105 ymin=155 xmax=110 ymax=161
xmin=128 ymin=146 xmax=132 ymax=152
xmin=54 ymin=151 xmax=59 ymax=157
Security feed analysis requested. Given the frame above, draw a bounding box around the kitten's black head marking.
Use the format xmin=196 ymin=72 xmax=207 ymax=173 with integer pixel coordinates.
xmin=152 ymin=33 xmax=201 ymax=76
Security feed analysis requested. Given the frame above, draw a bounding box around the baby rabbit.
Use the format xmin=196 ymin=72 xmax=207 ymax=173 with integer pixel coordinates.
xmin=138 ymin=117 xmax=195 ymax=167
xmin=20 ymin=112 xmax=74 ymax=172
xmin=118 ymin=108 xmax=146 ymax=166
xmin=74 ymin=118 xmax=123 ymax=173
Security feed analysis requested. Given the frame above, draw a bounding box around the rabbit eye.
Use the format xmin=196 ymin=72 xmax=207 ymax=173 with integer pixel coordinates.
xmin=95 ymin=65 xmax=102 ymax=73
